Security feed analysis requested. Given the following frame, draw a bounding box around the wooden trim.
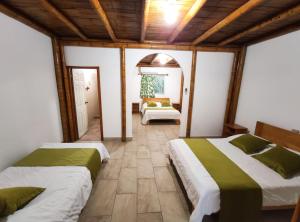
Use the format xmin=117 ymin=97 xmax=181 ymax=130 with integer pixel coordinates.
xmin=96 ymin=68 xmax=104 ymax=141
xmin=41 ymin=0 xmax=87 ymax=40
xmin=248 ymin=23 xmax=300 ymax=46
xmin=222 ymin=50 xmax=240 ymax=133
xmin=120 ymin=47 xmax=126 ymax=141
xmin=60 ymin=39 xmax=240 ymax=52
xmin=186 ymin=50 xmax=197 ymax=137
xmin=0 ymin=2 xmax=53 ymax=37
xmin=90 ymin=0 xmax=117 ymax=42
xmin=222 ymin=46 xmax=246 ymax=132
xmin=255 ymin=121 xmax=300 ymax=152
xmin=137 ymin=63 xmax=180 ymax=68
xmin=67 ymin=66 xmax=104 ymax=141
xmin=292 ymin=198 xmax=300 ymax=222
xmin=192 ymin=0 xmax=264 ymax=45
xmin=51 ymin=38 xmax=70 ymax=141
xmin=219 ymin=3 xmax=300 ymax=46
xmin=168 ymin=0 xmax=207 ymax=43
xmin=59 ymin=43 xmax=78 ymax=141
xmin=179 ymin=72 xmax=184 ymax=112
xmin=141 ymin=0 xmax=151 ymax=42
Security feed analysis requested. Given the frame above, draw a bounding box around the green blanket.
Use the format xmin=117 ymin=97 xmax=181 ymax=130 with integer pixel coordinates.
xmin=184 ymin=139 xmax=262 ymax=222
xmin=14 ymin=148 xmax=101 ymax=182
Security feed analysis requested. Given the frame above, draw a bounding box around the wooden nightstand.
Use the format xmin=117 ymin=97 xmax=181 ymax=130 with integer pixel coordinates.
xmin=172 ymin=103 xmax=181 ymax=112
xmin=132 ymin=103 xmax=140 ymax=113
xmin=223 ymin=123 xmax=249 ymax=137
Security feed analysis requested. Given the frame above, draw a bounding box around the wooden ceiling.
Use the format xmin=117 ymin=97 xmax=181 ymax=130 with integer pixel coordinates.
xmin=1 ymin=0 xmax=300 ymax=46
xmin=137 ymin=53 xmax=180 ymax=67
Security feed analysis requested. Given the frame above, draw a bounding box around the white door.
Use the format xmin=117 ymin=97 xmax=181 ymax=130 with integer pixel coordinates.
xmin=72 ymin=70 xmax=88 ymax=138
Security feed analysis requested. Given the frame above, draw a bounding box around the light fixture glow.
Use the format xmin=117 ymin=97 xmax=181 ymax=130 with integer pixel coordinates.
xmin=157 ymin=54 xmax=171 ymax=65
xmin=163 ymin=0 xmax=178 ymax=25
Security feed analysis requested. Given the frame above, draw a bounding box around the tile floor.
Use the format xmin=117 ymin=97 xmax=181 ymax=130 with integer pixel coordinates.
xmin=78 ymin=114 xmax=293 ymax=222
xmin=79 ymin=118 xmax=102 ymax=141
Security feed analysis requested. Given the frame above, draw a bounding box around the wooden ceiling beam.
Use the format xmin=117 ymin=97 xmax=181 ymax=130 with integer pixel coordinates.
xmin=0 ymin=2 xmax=53 ymax=37
xmin=141 ymin=0 xmax=151 ymax=42
xmin=150 ymin=54 xmax=159 ymax=64
xmin=89 ymin=0 xmax=117 ymax=42
xmin=248 ymin=22 xmax=300 ymax=46
xmin=168 ymin=0 xmax=207 ymax=43
xmin=192 ymin=0 xmax=264 ymax=45
xmin=219 ymin=3 xmax=300 ymax=46
xmin=41 ymin=0 xmax=87 ymax=40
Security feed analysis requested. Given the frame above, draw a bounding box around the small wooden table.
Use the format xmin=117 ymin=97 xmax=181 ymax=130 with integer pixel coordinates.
xmin=223 ymin=123 xmax=249 ymax=137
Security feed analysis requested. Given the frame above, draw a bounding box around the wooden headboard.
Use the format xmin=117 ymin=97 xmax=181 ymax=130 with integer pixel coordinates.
xmin=255 ymin=121 xmax=300 ymax=152
xmin=142 ymin=98 xmax=170 ymax=104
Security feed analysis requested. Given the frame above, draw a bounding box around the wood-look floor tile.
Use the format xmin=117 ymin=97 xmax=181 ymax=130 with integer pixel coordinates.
xmin=78 ymin=215 xmax=111 ymax=222
xmin=84 ymin=180 xmax=118 ymax=216
xmin=137 ymin=159 xmax=154 ymax=178
xmin=99 ymin=160 xmax=122 ymax=179
xmin=137 ymin=213 xmax=163 ymax=222
xmin=137 ymin=179 xmax=161 ymax=213
xmin=158 ymin=192 xmax=189 ymax=222
xmin=110 ymin=145 xmax=124 ymax=159
xmin=111 ymin=194 xmax=136 ymax=222
xmin=151 ymin=152 xmax=168 ymax=166
xmin=137 ymin=146 xmax=150 ymax=159
xmin=154 ymin=167 xmax=176 ymax=192
xmin=117 ymin=168 xmax=137 ymax=194
xmin=122 ymin=151 xmax=137 ymax=168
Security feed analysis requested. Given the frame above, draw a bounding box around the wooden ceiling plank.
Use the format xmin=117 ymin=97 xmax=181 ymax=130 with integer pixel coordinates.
xmin=141 ymin=0 xmax=151 ymax=42
xmin=150 ymin=54 xmax=159 ymax=64
xmin=192 ymin=0 xmax=264 ymax=45
xmin=0 ymin=2 xmax=53 ymax=37
xmin=41 ymin=0 xmax=87 ymax=40
xmin=89 ymin=0 xmax=117 ymax=42
xmin=219 ymin=3 xmax=300 ymax=46
xmin=168 ymin=0 xmax=207 ymax=43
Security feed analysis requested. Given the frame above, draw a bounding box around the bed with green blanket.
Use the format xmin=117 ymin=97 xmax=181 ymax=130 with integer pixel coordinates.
xmin=168 ymin=137 xmax=300 ymax=222
xmin=15 ymin=148 xmax=101 ymax=182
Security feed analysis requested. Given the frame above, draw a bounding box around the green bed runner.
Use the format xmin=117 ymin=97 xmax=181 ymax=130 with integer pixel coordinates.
xmin=184 ymin=139 xmax=262 ymax=222
xmin=14 ymin=148 xmax=101 ymax=182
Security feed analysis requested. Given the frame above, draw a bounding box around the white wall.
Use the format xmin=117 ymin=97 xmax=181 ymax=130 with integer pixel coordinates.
xmin=131 ymin=67 xmax=182 ymax=103
xmin=191 ymin=52 xmax=234 ymax=137
xmin=126 ymin=49 xmax=192 ymax=137
xmin=82 ymin=69 xmax=100 ymax=123
xmin=236 ymin=30 xmax=300 ymax=133
xmin=64 ymin=47 xmax=121 ymax=138
xmin=0 ymin=13 xmax=63 ymax=170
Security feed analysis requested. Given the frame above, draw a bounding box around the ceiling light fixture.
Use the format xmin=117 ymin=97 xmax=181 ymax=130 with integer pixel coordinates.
xmin=164 ymin=0 xmax=178 ymax=25
xmin=157 ymin=54 xmax=172 ymax=65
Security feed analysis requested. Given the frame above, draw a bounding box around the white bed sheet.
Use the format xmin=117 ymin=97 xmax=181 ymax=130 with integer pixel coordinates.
xmin=141 ymin=103 xmax=180 ymax=124
xmin=168 ymin=137 xmax=300 ymax=222
xmin=0 ymin=166 xmax=92 ymax=222
xmin=0 ymin=142 xmax=110 ymax=222
xmin=41 ymin=142 xmax=110 ymax=161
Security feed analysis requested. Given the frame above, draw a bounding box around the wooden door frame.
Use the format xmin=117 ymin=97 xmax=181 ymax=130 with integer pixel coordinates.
xmin=67 ymin=66 xmax=104 ymax=141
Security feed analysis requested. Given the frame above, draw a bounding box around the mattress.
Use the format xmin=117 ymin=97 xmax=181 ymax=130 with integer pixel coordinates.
xmin=0 ymin=143 xmax=110 ymax=222
xmin=168 ymin=136 xmax=300 ymax=222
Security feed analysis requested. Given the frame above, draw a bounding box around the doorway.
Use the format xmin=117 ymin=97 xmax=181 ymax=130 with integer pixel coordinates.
xmin=68 ymin=66 xmax=104 ymax=141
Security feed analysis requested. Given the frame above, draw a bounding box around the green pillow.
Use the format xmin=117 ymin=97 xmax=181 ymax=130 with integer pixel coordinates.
xmin=229 ymin=134 xmax=271 ymax=154
xmin=161 ymin=101 xmax=171 ymax=107
xmin=147 ymin=101 xmax=157 ymax=107
xmin=253 ymin=146 xmax=300 ymax=179
xmin=0 ymin=187 xmax=45 ymax=216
